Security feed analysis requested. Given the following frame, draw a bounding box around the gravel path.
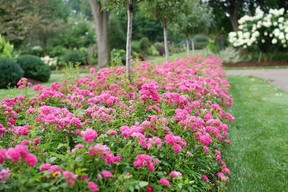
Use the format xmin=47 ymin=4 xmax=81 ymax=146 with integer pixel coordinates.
xmin=225 ymin=69 xmax=288 ymax=92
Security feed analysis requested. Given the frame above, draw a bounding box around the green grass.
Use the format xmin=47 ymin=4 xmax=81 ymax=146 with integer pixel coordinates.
xmin=225 ymin=75 xmax=288 ymax=192
xmin=0 ymin=75 xmax=62 ymax=100
xmin=145 ymin=49 xmax=205 ymax=64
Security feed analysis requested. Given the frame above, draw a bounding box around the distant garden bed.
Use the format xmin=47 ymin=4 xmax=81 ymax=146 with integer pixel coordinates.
xmin=223 ymin=60 xmax=288 ymax=67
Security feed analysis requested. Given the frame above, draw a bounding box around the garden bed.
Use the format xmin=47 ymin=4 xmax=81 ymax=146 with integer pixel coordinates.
xmin=0 ymin=56 xmax=234 ymax=191
xmin=224 ymin=60 xmax=288 ymax=67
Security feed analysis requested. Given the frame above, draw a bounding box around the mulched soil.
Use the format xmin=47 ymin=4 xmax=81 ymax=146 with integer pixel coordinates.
xmin=223 ymin=60 xmax=288 ymax=67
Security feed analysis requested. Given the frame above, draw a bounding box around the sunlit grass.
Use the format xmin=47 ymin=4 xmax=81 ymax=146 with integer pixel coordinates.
xmin=0 ymin=75 xmax=62 ymax=100
xmin=225 ymin=75 xmax=288 ymax=192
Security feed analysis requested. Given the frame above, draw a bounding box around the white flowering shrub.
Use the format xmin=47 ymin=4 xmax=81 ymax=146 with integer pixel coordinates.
xmin=41 ymin=55 xmax=58 ymax=67
xmin=229 ymin=7 xmax=288 ymax=52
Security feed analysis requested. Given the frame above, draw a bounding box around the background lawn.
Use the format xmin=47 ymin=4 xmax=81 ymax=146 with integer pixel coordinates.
xmin=225 ymin=75 xmax=288 ymax=192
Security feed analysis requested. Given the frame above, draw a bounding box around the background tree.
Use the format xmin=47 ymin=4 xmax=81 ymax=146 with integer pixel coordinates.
xmin=206 ymin=0 xmax=288 ymax=33
xmin=171 ymin=0 xmax=213 ymax=56
xmin=140 ymin=0 xmax=184 ymax=62
xmin=88 ymin=0 xmax=109 ymax=68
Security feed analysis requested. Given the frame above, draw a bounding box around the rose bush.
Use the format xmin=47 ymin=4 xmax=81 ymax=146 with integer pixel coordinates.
xmin=0 ymin=56 xmax=234 ymax=191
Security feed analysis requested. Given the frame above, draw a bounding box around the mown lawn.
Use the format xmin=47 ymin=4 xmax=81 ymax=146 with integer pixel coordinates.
xmin=225 ymin=75 xmax=288 ymax=192
xmin=0 ymin=75 xmax=62 ymax=100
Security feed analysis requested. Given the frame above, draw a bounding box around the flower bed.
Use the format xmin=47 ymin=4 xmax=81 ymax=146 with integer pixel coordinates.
xmin=0 ymin=56 xmax=234 ymax=191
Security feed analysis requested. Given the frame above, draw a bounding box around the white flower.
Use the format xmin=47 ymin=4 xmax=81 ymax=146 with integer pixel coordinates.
xmin=272 ymin=39 xmax=277 ymax=44
xmin=278 ymin=17 xmax=284 ymax=23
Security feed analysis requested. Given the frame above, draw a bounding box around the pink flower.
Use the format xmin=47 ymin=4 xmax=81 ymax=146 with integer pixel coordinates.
xmin=33 ymin=138 xmax=41 ymax=145
xmin=0 ymin=149 xmax=7 ymax=164
xmin=172 ymin=144 xmax=182 ymax=153
xmin=63 ymin=171 xmax=77 ymax=179
xmin=169 ymin=171 xmax=182 ymax=178
xmin=101 ymin=170 xmax=113 ymax=178
xmin=222 ymin=167 xmax=231 ymax=174
xmin=39 ymin=163 xmax=51 ymax=171
xmin=6 ymin=147 xmax=21 ymax=162
xmin=202 ymin=175 xmax=209 ymax=182
xmin=133 ymin=154 xmax=155 ymax=172
xmin=87 ymin=181 xmax=99 ymax=192
xmin=90 ymin=68 xmax=96 ymax=73
xmin=82 ymin=128 xmax=98 ymax=142
xmin=49 ymin=165 xmax=62 ymax=173
xmin=203 ymin=146 xmax=209 ymax=153
xmin=106 ymin=129 xmax=117 ymax=135
xmin=67 ymin=179 xmax=75 ymax=186
xmin=146 ymin=185 xmax=154 ymax=192
xmin=0 ymin=168 xmax=10 ymax=181
xmin=159 ymin=178 xmax=170 ymax=186
xmin=24 ymin=153 xmax=38 ymax=166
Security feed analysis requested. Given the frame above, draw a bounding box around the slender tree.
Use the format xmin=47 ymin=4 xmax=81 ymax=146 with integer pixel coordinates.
xmin=107 ymin=0 xmax=148 ymax=82
xmin=140 ymin=0 xmax=183 ymax=62
xmin=89 ymin=0 xmax=109 ymax=68
xmin=171 ymin=0 xmax=213 ymax=56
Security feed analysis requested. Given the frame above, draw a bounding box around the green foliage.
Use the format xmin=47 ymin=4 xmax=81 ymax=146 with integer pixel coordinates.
xmin=0 ymin=35 xmax=13 ymax=57
xmin=132 ymin=41 xmax=141 ymax=53
xmin=0 ymin=57 xmax=24 ymax=88
xmin=139 ymin=37 xmax=151 ymax=56
xmin=148 ymin=45 xmax=160 ymax=56
xmin=193 ymin=35 xmax=209 ymax=50
xmin=218 ymin=46 xmax=244 ymax=64
xmin=205 ymin=39 xmax=219 ymax=53
xmin=110 ymin=49 xmax=125 ymax=66
xmin=171 ymin=0 xmax=213 ymax=38
xmin=48 ymin=16 xmax=96 ymax=50
xmin=154 ymin=42 xmax=165 ymax=55
xmin=140 ymin=0 xmax=184 ymax=25
xmin=108 ymin=14 xmax=126 ymax=50
xmin=0 ymin=35 xmax=13 ymax=58
xmin=16 ymin=55 xmax=51 ymax=82
xmin=60 ymin=49 xmax=87 ymax=66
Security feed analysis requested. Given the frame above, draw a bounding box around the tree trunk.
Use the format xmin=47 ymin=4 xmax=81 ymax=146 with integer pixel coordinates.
xmin=126 ymin=0 xmax=133 ymax=83
xmin=191 ymin=38 xmax=195 ymax=55
xmin=185 ymin=34 xmax=189 ymax=57
xmin=229 ymin=0 xmax=243 ymax=31
xmin=89 ymin=0 xmax=109 ymax=68
xmin=162 ymin=20 xmax=169 ymax=62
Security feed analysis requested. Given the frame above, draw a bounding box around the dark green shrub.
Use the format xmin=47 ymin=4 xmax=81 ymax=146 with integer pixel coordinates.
xmin=0 ymin=57 xmax=24 ymax=88
xmin=61 ymin=49 xmax=87 ymax=66
xmin=193 ymin=34 xmax=209 ymax=49
xmin=154 ymin=42 xmax=165 ymax=56
xmin=17 ymin=55 xmax=51 ymax=82
xmin=139 ymin=37 xmax=150 ymax=55
xmin=131 ymin=41 xmax=141 ymax=53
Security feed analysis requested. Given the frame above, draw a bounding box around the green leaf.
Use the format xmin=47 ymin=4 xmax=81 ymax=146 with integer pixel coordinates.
xmin=138 ymin=181 xmax=149 ymax=188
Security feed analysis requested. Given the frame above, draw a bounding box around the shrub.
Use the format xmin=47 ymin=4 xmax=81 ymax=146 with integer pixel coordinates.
xmin=218 ymin=46 xmax=244 ymax=64
xmin=0 ymin=57 xmax=24 ymax=88
xmin=148 ymin=45 xmax=160 ymax=56
xmin=61 ymin=49 xmax=87 ymax=66
xmin=228 ymin=7 xmax=288 ymax=52
xmin=132 ymin=40 xmax=141 ymax=53
xmin=139 ymin=37 xmax=151 ymax=55
xmin=154 ymin=42 xmax=165 ymax=55
xmin=16 ymin=55 xmax=51 ymax=82
xmin=0 ymin=35 xmax=13 ymax=58
xmin=193 ymin=34 xmax=209 ymax=49
xmin=110 ymin=49 xmax=125 ymax=66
